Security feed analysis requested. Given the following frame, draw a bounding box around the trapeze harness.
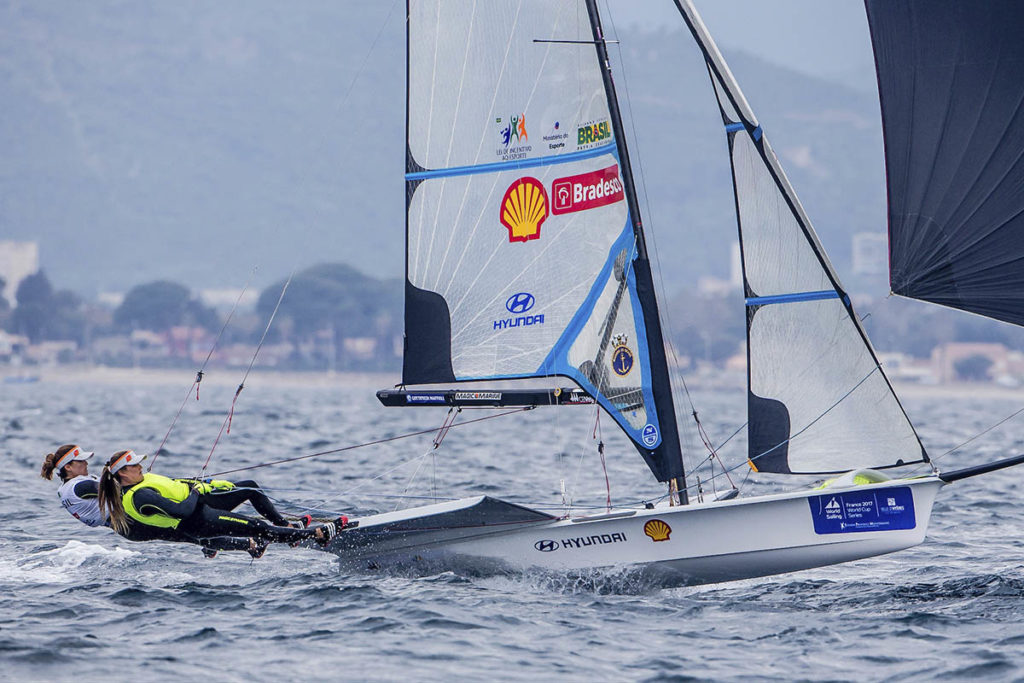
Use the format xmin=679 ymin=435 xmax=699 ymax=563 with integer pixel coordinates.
xmin=57 ymin=475 xmax=108 ymax=527
xmin=120 ymin=473 xmax=315 ymax=546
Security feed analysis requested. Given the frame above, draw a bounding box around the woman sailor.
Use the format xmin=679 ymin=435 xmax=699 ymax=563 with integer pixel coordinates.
xmin=41 ymin=444 xmax=107 ymax=528
xmin=97 ymin=450 xmax=341 ymax=557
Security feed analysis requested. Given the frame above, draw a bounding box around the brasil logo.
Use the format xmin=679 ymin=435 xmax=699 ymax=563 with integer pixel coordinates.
xmin=578 ymin=119 xmax=612 ymax=146
xmin=500 ymin=177 xmax=548 ymax=243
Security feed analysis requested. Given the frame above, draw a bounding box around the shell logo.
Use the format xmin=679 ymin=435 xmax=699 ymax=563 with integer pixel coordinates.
xmin=500 ymin=177 xmax=548 ymax=243
xmin=643 ymin=518 xmax=672 ymax=542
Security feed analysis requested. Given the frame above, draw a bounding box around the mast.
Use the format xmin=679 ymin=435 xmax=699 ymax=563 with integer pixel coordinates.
xmin=584 ymin=0 xmax=688 ymax=503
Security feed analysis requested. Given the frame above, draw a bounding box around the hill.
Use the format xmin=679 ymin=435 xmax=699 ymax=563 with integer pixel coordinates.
xmin=1 ymin=2 xmax=883 ymax=297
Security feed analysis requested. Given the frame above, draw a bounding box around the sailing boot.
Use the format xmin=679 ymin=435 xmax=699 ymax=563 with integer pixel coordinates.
xmin=289 ymin=515 xmax=314 ymax=547
xmin=248 ymin=538 xmax=270 ymax=559
xmin=335 ymin=515 xmax=358 ymax=531
xmin=313 ymin=521 xmax=337 ymax=546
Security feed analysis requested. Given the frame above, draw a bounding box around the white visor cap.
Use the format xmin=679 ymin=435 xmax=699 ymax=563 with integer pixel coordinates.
xmin=108 ymin=450 xmax=148 ymax=474
xmin=55 ymin=445 xmax=95 ymax=472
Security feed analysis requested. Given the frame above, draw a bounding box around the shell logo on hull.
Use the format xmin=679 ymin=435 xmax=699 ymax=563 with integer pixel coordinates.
xmin=643 ymin=518 xmax=672 ymax=542
xmin=500 ymin=177 xmax=548 ymax=243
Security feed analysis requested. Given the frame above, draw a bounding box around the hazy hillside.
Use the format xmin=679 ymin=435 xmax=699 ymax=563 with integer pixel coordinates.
xmin=1 ymin=2 xmax=884 ymax=298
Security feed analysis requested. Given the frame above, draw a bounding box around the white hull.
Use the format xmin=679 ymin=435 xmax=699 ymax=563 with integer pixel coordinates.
xmin=318 ymin=477 xmax=944 ymax=587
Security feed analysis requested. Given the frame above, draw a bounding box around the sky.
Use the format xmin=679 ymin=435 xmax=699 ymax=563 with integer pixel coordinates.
xmin=609 ymin=0 xmax=877 ymax=90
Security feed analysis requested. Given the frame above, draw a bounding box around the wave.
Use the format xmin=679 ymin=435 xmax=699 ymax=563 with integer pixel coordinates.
xmin=2 ymin=541 xmax=139 ymax=584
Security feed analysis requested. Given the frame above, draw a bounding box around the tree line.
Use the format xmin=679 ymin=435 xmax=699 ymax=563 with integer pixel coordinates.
xmin=0 ymin=264 xmax=402 ymax=368
xmin=3 ymin=265 xmax=1024 ymax=375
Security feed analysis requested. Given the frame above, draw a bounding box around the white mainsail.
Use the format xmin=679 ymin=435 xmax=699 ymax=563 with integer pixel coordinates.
xmin=403 ymin=0 xmax=684 ymax=482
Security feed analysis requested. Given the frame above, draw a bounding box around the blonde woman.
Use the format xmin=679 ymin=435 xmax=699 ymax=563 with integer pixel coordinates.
xmin=98 ymin=450 xmax=340 ymax=558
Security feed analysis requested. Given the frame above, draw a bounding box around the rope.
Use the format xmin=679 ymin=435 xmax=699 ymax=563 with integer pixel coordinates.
xmin=395 ymin=450 xmax=433 ymax=511
xmin=692 ymin=409 xmax=737 ymax=490
xmin=149 ymin=271 xmax=256 ymax=471
xmin=593 ymin=411 xmax=611 ymax=512
xmin=433 ymin=407 xmax=461 ymax=449
xmin=684 ymin=367 xmax=881 ymax=494
xmin=199 ymin=273 xmax=293 ymax=477
xmin=903 ymin=402 xmax=1024 ymax=477
xmin=205 ymin=407 xmax=534 ymax=477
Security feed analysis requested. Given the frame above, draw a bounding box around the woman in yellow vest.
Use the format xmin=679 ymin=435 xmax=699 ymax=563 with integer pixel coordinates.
xmin=97 ymin=450 xmax=339 ymax=558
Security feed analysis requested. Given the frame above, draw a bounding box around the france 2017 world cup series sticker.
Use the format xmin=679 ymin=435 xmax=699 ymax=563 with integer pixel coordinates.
xmin=808 ymin=486 xmax=916 ymax=534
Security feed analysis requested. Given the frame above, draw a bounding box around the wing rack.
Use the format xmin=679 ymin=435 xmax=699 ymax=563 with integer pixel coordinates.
xmin=376 ymin=388 xmax=597 ymax=408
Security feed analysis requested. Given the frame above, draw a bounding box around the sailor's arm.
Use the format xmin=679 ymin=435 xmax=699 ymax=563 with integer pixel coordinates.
xmin=131 ymin=487 xmax=199 ymax=520
xmin=72 ymin=478 xmax=99 ymax=499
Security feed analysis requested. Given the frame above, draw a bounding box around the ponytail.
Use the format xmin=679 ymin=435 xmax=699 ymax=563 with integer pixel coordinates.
xmin=98 ymin=452 xmax=131 ymax=535
xmin=41 ymin=444 xmax=77 ymax=482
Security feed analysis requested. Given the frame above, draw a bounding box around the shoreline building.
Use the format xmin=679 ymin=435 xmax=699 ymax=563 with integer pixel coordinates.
xmin=0 ymin=241 xmax=40 ymax=308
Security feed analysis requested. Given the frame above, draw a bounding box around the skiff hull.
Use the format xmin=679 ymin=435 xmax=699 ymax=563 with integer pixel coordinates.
xmin=316 ymin=477 xmax=944 ymax=587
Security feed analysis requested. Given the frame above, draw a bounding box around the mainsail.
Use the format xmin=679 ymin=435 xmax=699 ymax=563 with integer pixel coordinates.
xmin=674 ymin=0 xmax=928 ymax=474
xmin=865 ymin=0 xmax=1024 ymax=327
xmin=402 ymin=1 xmax=684 ymax=483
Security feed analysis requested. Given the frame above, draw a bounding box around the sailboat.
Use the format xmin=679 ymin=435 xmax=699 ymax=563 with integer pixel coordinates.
xmin=311 ymin=0 xmax=1024 ymax=587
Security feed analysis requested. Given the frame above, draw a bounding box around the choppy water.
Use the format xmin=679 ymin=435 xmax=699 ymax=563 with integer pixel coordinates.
xmin=4 ymin=375 xmax=1024 ymax=681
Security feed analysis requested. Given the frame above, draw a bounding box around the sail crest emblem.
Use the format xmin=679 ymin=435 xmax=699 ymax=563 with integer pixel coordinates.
xmin=611 ymin=343 xmax=634 ymax=376
xmin=500 ymin=177 xmax=548 ymax=243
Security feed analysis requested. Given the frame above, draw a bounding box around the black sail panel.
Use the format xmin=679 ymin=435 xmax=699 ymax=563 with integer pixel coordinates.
xmin=866 ymin=0 xmax=1024 ymax=325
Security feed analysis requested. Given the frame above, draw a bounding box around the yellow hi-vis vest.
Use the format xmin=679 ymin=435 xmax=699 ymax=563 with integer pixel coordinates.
xmin=122 ymin=473 xmax=193 ymax=529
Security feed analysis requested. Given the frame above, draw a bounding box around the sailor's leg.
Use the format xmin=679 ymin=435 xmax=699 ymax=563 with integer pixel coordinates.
xmin=180 ymin=504 xmax=316 ymax=544
xmin=193 ymin=536 xmax=252 ymax=552
xmin=199 ymin=480 xmax=290 ymax=526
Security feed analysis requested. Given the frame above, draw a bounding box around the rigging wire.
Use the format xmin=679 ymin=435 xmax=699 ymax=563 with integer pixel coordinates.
xmin=395 ymin=449 xmax=435 ymax=511
xmin=683 ymin=366 xmax=883 ymax=492
xmin=907 ymin=403 xmax=1024 ymax=475
xmin=599 ymin=0 xmax=724 ymax=482
xmin=198 ymin=272 xmax=293 ymax=477
xmin=205 ymin=407 xmax=534 ymax=478
xmin=593 ymin=410 xmax=612 ymax=512
xmin=333 ymin=0 xmax=400 ymax=119
xmin=148 ymin=269 xmax=257 ymax=472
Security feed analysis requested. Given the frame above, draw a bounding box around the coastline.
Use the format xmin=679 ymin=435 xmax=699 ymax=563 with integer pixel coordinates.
xmin=3 ymin=364 xmax=1022 ymax=399
xmin=3 ymin=365 xmax=399 ymax=389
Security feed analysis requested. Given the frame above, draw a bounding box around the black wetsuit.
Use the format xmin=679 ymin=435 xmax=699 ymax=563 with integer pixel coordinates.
xmin=182 ymin=479 xmax=291 ymax=526
xmin=122 ymin=481 xmax=316 ymax=546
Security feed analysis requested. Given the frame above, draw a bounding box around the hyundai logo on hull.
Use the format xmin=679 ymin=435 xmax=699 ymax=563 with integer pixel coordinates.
xmin=506 ymin=292 xmax=536 ymax=314
xmin=534 ymin=539 xmax=558 ymax=552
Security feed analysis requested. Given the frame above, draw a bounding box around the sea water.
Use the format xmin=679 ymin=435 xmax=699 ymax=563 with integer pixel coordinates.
xmin=3 ymin=373 xmax=1024 ymax=681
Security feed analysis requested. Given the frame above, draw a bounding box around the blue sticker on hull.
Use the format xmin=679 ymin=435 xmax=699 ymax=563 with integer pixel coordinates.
xmin=808 ymin=486 xmax=916 ymax=534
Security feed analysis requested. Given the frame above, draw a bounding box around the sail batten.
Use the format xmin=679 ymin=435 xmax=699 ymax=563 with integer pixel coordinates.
xmin=746 ymin=291 xmax=841 ymax=307
xmin=406 ymin=143 xmax=617 ymax=181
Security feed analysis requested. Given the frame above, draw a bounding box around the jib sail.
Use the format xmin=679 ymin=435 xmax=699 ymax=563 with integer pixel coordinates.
xmin=675 ymin=0 xmax=928 ymax=474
